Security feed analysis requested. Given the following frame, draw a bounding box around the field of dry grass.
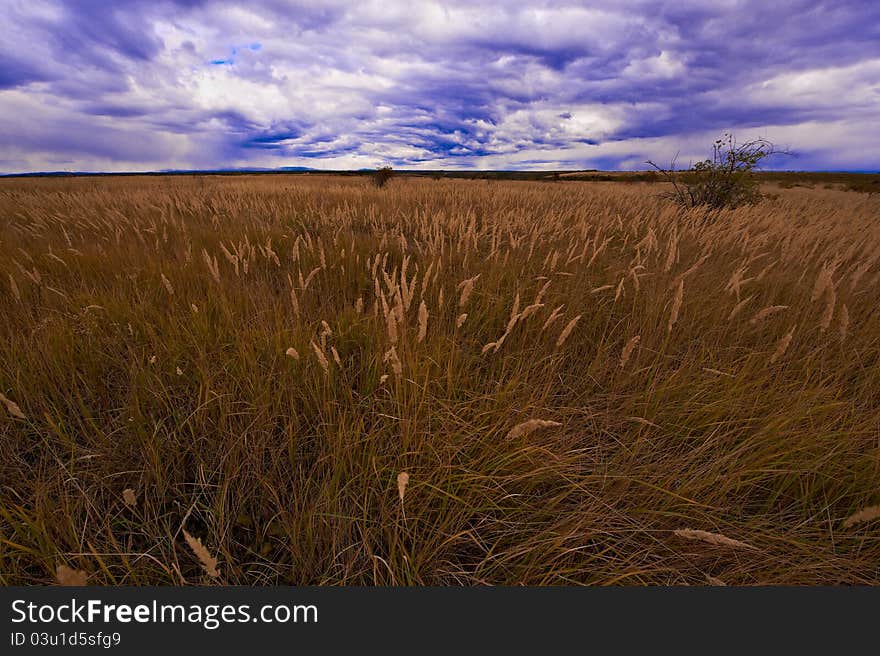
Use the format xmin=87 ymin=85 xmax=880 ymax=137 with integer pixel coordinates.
xmin=1 ymin=175 xmax=879 ymax=585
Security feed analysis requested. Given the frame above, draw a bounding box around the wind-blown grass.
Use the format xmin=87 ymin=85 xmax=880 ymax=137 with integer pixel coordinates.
xmin=1 ymin=175 xmax=879 ymax=585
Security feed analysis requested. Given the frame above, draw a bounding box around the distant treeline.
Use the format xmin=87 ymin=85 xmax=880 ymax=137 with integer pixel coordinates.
xmin=2 ymin=168 xmax=877 ymax=192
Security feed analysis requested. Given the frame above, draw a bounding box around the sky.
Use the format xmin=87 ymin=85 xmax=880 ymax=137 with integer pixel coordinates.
xmin=1 ymin=0 xmax=878 ymax=173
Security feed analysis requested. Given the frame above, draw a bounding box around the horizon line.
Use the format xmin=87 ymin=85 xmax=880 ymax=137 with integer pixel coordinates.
xmin=3 ymin=167 xmax=878 ymax=178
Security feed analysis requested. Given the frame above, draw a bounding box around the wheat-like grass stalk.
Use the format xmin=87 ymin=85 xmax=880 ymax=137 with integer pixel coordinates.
xmin=0 ymin=392 xmax=26 ymax=419
xmin=668 ymin=279 xmax=683 ymax=332
xmin=728 ymin=294 xmax=754 ymax=321
xmin=386 ymin=311 xmax=398 ymax=343
xmin=290 ymin=287 xmax=300 ymax=317
xmin=56 ymin=564 xmax=88 ymax=586
xmin=555 ymin=314 xmax=582 ymax=347
xmin=811 ymin=265 xmax=833 ymax=302
xmin=303 ymin=265 xmax=321 ymax=290
xmin=383 ymin=346 xmax=403 ymax=376
xmin=819 ymin=286 xmax=836 ymax=333
xmin=160 ymin=273 xmax=174 ymax=295
xmin=455 ymin=313 xmax=468 ymax=328
xmin=417 ymin=299 xmax=428 ymax=343
xmin=726 ymin=266 xmax=746 ymax=300
xmin=310 ymin=341 xmax=330 ymax=374
xmin=201 ymin=249 xmax=220 ymax=283
xmin=519 ymin=302 xmax=544 ymax=321
xmin=8 ymin=273 xmax=21 ymax=303
xmin=770 ymin=325 xmax=796 ymax=363
xmin=673 ymin=528 xmax=756 ymax=551
xmin=849 ymin=259 xmax=873 ymax=291
xmin=703 ymin=367 xmax=734 ymax=377
xmin=397 ymin=471 xmax=410 ymax=502
xmin=620 ymin=335 xmax=640 ymax=368
xmin=458 ymin=274 xmax=480 ymax=308
xmin=838 ymin=303 xmax=849 ymax=341
xmin=285 ymin=347 xmax=300 ymax=360
xmin=842 ymin=504 xmax=880 ymax=528
xmin=750 ymin=305 xmax=788 ymax=326
xmin=542 ymin=305 xmax=564 ymax=332
xmin=183 ymin=530 xmax=220 ymax=578
xmin=843 ymin=505 xmax=880 ymax=528
xmin=663 ymin=230 xmax=678 ymax=272
xmin=534 ymin=279 xmax=551 ymax=304
xmin=507 ymin=419 xmax=562 ymax=439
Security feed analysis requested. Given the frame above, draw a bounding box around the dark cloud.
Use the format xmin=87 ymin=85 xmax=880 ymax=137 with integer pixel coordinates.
xmin=0 ymin=54 xmax=50 ymax=89
xmin=1 ymin=0 xmax=878 ymax=172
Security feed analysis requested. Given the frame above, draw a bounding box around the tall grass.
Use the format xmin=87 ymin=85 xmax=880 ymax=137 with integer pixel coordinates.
xmin=1 ymin=175 xmax=879 ymax=585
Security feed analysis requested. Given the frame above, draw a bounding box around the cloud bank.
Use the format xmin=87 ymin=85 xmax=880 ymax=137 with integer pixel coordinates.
xmin=1 ymin=0 xmax=878 ymax=172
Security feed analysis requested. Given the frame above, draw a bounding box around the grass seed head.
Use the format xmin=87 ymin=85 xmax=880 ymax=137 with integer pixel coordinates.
xmin=56 ymin=564 xmax=88 ymax=586
xmin=507 ymin=419 xmax=562 ymax=440
xmin=183 ymin=530 xmax=220 ymax=578
xmin=0 ymin=392 xmax=26 ymax=420
xmin=397 ymin=471 xmax=410 ymax=502
xmin=673 ymin=528 xmax=756 ymax=551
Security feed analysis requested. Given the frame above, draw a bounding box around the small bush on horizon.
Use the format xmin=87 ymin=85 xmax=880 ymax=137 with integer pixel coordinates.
xmin=649 ymin=133 xmax=792 ymax=210
xmin=372 ymin=166 xmax=394 ymax=188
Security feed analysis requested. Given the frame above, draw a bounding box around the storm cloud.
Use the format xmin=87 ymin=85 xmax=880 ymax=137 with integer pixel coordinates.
xmin=1 ymin=0 xmax=878 ymax=172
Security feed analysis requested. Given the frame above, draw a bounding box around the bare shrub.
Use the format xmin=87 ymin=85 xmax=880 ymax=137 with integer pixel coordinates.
xmin=371 ymin=166 xmax=394 ymax=188
xmin=648 ymin=133 xmax=792 ymax=210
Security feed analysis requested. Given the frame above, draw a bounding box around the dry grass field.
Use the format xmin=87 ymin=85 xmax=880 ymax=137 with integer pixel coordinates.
xmin=1 ymin=174 xmax=879 ymax=585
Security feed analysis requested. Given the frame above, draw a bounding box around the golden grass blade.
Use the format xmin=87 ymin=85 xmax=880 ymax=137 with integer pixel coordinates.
xmin=770 ymin=325 xmax=796 ymax=363
xmin=8 ymin=273 xmax=21 ymax=303
xmin=383 ymin=346 xmax=402 ymax=376
xmin=620 ymin=335 xmax=640 ymax=368
xmin=507 ymin=419 xmax=562 ymax=440
xmin=668 ymin=279 xmax=683 ymax=332
xmin=819 ymin=286 xmax=836 ymax=333
xmin=386 ymin=311 xmax=398 ymax=343
xmin=673 ymin=528 xmax=757 ymax=551
xmin=418 ymin=300 xmax=428 ymax=343
xmin=556 ymin=314 xmax=582 ymax=347
xmin=542 ymin=305 xmax=564 ymax=332
xmin=183 ymin=530 xmax=220 ymax=578
xmin=310 ymin=341 xmax=330 ymax=374
xmin=458 ymin=274 xmax=480 ymax=308
xmin=750 ymin=305 xmax=788 ymax=326
xmin=811 ymin=265 xmax=832 ymax=302
xmin=728 ymin=294 xmax=754 ymax=321
xmin=842 ymin=504 xmax=880 ymax=528
xmin=0 ymin=393 xmax=26 ymax=420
